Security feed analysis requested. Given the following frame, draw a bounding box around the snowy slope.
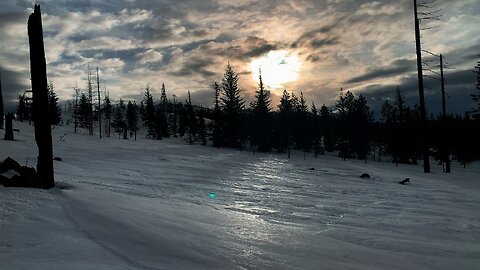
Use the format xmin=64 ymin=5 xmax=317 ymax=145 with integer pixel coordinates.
xmin=1 ymin=121 xmax=479 ymax=270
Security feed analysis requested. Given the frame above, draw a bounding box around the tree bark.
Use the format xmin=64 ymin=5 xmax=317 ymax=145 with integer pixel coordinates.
xmin=0 ymin=72 xmax=4 ymax=130
xmin=28 ymin=5 xmax=54 ymax=189
xmin=414 ymin=0 xmax=430 ymax=173
xmin=3 ymin=114 xmax=14 ymax=141
xmin=440 ymin=54 xmax=451 ymax=173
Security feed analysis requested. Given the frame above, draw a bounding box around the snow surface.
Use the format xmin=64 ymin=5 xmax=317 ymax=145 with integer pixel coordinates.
xmin=1 ymin=121 xmax=479 ymax=270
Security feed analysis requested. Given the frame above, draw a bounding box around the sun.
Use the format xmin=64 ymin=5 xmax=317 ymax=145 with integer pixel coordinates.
xmin=249 ymin=50 xmax=301 ymax=89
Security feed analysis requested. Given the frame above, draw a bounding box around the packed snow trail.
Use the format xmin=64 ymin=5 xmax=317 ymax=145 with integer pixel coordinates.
xmin=1 ymin=122 xmax=480 ymax=269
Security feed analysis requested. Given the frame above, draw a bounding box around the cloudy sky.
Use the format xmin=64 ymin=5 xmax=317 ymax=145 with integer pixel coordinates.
xmin=1 ymin=0 xmax=479 ymax=116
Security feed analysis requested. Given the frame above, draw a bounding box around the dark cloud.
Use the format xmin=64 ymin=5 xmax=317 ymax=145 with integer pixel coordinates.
xmin=167 ymin=57 xmax=216 ymax=78
xmin=348 ymin=59 xmax=415 ymax=84
xmin=0 ymin=11 xmax=28 ymax=27
xmin=197 ymin=36 xmax=278 ymax=61
xmin=233 ymin=36 xmax=278 ymax=59
xmin=0 ymin=67 xmax=30 ymax=113
xmin=291 ymin=25 xmax=340 ymax=49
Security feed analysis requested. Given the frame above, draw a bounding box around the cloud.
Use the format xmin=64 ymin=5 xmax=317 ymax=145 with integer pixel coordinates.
xmin=347 ymin=59 xmax=415 ymax=84
xmin=137 ymin=49 xmax=163 ymax=65
xmin=0 ymin=0 xmax=478 ymax=114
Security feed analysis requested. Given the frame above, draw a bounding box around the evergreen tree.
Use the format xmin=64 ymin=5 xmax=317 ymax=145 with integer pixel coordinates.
xmin=160 ymin=83 xmax=168 ymax=111
xmin=47 ymin=82 xmax=62 ymax=125
xmin=335 ymin=89 xmax=355 ymax=159
xmin=221 ymin=63 xmax=245 ymax=148
xmin=471 ymin=58 xmax=480 ymax=120
xmin=251 ymin=71 xmax=272 ymax=152
xmin=178 ymin=102 xmax=188 ymax=138
xmin=113 ymin=99 xmax=126 ymax=138
xmin=185 ymin=91 xmax=197 ymax=144
xmin=72 ymin=86 xmax=81 ymax=134
xmin=155 ymin=84 xmax=170 ymax=138
xmin=311 ymin=102 xmax=322 ymax=156
xmin=170 ymin=96 xmax=178 ymax=137
xmin=211 ymin=82 xmax=223 ymax=147
xmin=126 ymin=101 xmax=139 ymax=140
xmin=104 ymin=93 xmax=112 ymax=137
xmin=17 ymin=94 xmax=29 ymax=122
xmin=294 ymin=92 xmax=310 ymax=154
xmin=78 ymin=93 xmax=91 ymax=129
xmin=143 ymin=86 xmax=156 ymax=138
xmin=277 ymin=89 xmax=294 ymax=157
xmin=319 ymin=104 xmax=334 ymax=152
xmin=381 ymin=88 xmax=420 ymax=164
xmin=198 ymin=109 xmax=207 ymax=146
xmin=351 ymin=94 xmax=373 ymax=161
xmin=154 ymin=106 xmax=169 ymax=139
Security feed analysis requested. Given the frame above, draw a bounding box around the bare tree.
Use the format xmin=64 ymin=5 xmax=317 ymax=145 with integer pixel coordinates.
xmin=413 ymin=0 xmax=441 ymax=173
xmin=0 ymin=72 xmax=4 ymax=130
xmin=96 ymin=67 xmax=102 ymax=138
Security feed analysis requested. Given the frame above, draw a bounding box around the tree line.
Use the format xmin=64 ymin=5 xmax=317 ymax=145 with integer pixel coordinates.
xmin=13 ymin=59 xmax=480 ymax=169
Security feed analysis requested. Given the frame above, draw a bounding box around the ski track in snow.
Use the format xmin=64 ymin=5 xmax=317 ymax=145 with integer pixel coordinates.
xmin=1 ymin=122 xmax=480 ymax=269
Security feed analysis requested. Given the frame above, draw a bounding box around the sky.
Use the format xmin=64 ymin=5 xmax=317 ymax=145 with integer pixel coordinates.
xmin=0 ymin=0 xmax=479 ymax=117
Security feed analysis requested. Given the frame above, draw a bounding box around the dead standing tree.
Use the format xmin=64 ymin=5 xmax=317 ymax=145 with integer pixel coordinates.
xmin=413 ymin=0 xmax=441 ymax=173
xmin=0 ymin=72 xmax=4 ymax=130
xmin=28 ymin=5 xmax=54 ymax=189
xmin=96 ymin=67 xmax=102 ymax=138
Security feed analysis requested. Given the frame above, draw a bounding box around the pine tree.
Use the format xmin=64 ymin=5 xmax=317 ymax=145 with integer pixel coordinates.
xmin=113 ymin=99 xmax=126 ymax=138
xmin=277 ymin=89 xmax=293 ymax=157
xmin=335 ymin=89 xmax=355 ymax=159
xmin=104 ymin=93 xmax=112 ymax=137
xmin=319 ymin=104 xmax=334 ymax=152
xmin=47 ymin=82 xmax=62 ymax=125
xmin=198 ymin=109 xmax=207 ymax=146
xmin=156 ymin=83 xmax=169 ymax=138
xmin=381 ymin=88 xmax=420 ymax=164
xmin=185 ymin=91 xmax=197 ymax=144
xmin=178 ymin=102 xmax=188 ymax=138
xmin=311 ymin=102 xmax=321 ymax=156
xmin=251 ymin=71 xmax=272 ymax=152
xmin=160 ymin=83 xmax=167 ymax=111
xmin=78 ymin=93 xmax=91 ymax=128
xmin=126 ymin=101 xmax=139 ymax=140
xmin=17 ymin=92 xmax=33 ymax=122
xmin=154 ymin=106 xmax=168 ymax=139
xmin=211 ymin=82 xmax=223 ymax=146
xmin=143 ymin=85 xmax=156 ymax=138
xmin=221 ymin=63 xmax=245 ymax=148
xmin=170 ymin=95 xmax=178 ymax=137
xmin=294 ymin=92 xmax=310 ymax=154
xmin=72 ymin=86 xmax=81 ymax=133
xmin=351 ymin=94 xmax=372 ymax=161
xmin=471 ymin=58 xmax=480 ymax=120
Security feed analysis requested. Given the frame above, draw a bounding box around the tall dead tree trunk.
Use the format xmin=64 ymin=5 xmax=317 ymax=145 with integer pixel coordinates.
xmin=440 ymin=54 xmax=451 ymax=173
xmin=96 ymin=67 xmax=102 ymax=139
xmin=87 ymin=67 xmax=94 ymax=136
xmin=0 ymin=72 xmax=4 ymax=130
xmin=414 ymin=0 xmax=430 ymax=173
xmin=28 ymin=4 xmax=54 ymax=189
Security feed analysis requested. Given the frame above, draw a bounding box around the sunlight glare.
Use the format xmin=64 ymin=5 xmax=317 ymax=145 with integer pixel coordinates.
xmin=250 ymin=50 xmax=301 ymax=89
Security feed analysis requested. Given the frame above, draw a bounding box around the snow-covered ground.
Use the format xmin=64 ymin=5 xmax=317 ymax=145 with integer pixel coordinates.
xmin=1 ymin=121 xmax=479 ymax=270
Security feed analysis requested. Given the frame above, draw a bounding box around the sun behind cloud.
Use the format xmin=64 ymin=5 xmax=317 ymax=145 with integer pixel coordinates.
xmin=250 ymin=50 xmax=301 ymax=89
